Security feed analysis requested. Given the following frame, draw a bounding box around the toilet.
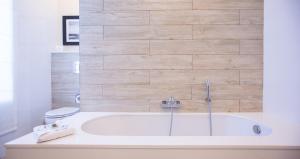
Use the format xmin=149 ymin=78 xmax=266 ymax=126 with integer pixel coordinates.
xmin=44 ymin=107 xmax=80 ymax=124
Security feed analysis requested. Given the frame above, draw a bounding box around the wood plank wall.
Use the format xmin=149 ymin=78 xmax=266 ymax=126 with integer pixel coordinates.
xmin=79 ymin=0 xmax=264 ymax=112
xmin=51 ymin=53 xmax=79 ymax=109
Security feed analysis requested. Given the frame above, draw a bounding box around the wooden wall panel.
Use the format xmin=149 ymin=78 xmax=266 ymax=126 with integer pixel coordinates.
xmin=193 ymin=0 xmax=263 ymax=9
xmin=150 ymin=40 xmax=239 ymax=54
xmin=150 ymin=10 xmax=239 ymax=25
xmin=51 ymin=53 xmax=79 ymax=109
xmin=79 ymin=0 xmax=264 ymax=112
xmin=104 ymin=0 xmax=192 ymax=10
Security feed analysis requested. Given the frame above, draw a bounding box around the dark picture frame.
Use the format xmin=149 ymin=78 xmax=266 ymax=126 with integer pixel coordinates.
xmin=62 ymin=16 xmax=79 ymax=45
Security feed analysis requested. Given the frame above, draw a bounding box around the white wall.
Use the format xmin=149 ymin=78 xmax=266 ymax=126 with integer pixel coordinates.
xmin=264 ymin=0 xmax=300 ymax=123
xmin=0 ymin=0 xmax=78 ymax=158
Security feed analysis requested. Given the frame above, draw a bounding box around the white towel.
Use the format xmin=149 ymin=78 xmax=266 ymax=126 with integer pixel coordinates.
xmin=33 ymin=120 xmax=75 ymax=143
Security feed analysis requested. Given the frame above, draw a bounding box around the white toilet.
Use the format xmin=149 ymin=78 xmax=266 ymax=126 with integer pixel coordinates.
xmin=44 ymin=107 xmax=80 ymax=124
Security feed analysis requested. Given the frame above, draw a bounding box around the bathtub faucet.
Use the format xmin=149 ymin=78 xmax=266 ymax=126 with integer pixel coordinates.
xmin=161 ymin=96 xmax=181 ymax=136
xmin=161 ymin=97 xmax=181 ymax=109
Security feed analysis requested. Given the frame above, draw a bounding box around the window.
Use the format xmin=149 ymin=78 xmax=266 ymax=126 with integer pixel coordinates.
xmin=0 ymin=0 xmax=13 ymax=103
xmin=0 ymin=0 xmax=16 ymax=136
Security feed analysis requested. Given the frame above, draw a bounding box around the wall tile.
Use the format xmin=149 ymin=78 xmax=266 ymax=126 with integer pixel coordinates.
xmin=103 ymin=85 xmax=192 ymax=100
xmin=240 ymin=40 xmax=263 ymax=54
xmin=81 ymin=99 xmax=149 ymax=112
xmin=80 ymin=11 xmax=150 ymax=26
xmin=193 ymin=25 xmax=263 ymax=40
xmin=193 ymin=0 xmax=263 ymax=9
xmin=104 ymin=55 xmax=192 ymax=69
xmin=104 ymin=25 xmax=192 ymax=40
xmin=150 ymin=70 xmax=239 ymax=84
xmin=240 ymin=10 xmax=264 ymax=24
xmin=80 ymin=0 xmax=103 ymax=12
xmin=51 ymin=53 xmax=79 ymax=108
xmin=150 ymin=40 xmax=239 ymax=54
xmin=81 ymin=40 xmax=149 ymax=55
xmin=80 ymin=25 xmax=103 ymax=42
xmin=240 ymin=70 xmax=263 ymax=85
xmin=81 ymin=70 xmax=149 ymax=84
xmin=80 ymin=55 xmax=103 ymax=71
xmin=192 ymin=84 xmax=263 ymax=100
xmin=104 ymin=0 xmax=192 ymax=10
xmin=79 ymin=0 xmax=264 ymax=112
xmin=193 ymin=55 xmax=263 ymax=69
xmin=240 ymin=99 xmax=263 ymax=112
xmin=150 ymin=10 xmax=239 ymax=24
xmin=80 ymin=84 xmax=103 ymax=99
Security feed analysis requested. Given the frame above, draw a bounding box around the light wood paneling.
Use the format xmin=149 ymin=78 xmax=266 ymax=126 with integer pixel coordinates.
xmin=80 ymin=25 xmax=103 ymax=43
xmin=80 ymin=84 xmax=103 ymax=99
xmin=193 ymin=25 xmax=263 ymax=40
xmin=150 ymin=40 xmax=239 ymax=54
xmin=193 ymin=55 xmax=263 ymax=69
xmin=104 ymin=25 xmax=193 ymax=40
xmin=79 ymin=0 xmax=264 ymax=112
xmin=103 ymin=85 xmax=192 ymax=100
xmin=81 ymin=40 xmax=149 ymax=55
xmin=240 ymin=99 xmax=263 ymax=112
xmin=81 ymin=70 xmax=149 ymax=84
xmin=150 ymin=70 xmax=239 ymax=84
xmin=193 ymin=0 xmax=263 ymax=9
xmin=104 ymin=0 xmax=192 ymax=10
xmin=80 ymin=55 xmax=103 ymax=71
xmin=104 ymin=55 xmax=192 ymax=69
xmin=240 ymin=70 xmax=263 ymax=85
xmin=192 ymin=84 xmax=263 ymax=100
xmin=240 ymin=40 xmax=263 ymax=54
xmin=150 ymin=10 xmax=239 ymax=24
xmin=51 ymin=53 xmax=79 ymax=108
xmin=80 ymin=0 xmax=103 ymax=12
xmin=80 ymin=11 xmax=150 ymax=26
xmin=240 ymin=10 xmax=264 ymax=24
xmin=81 ymin=99 xmax=149 ymax=112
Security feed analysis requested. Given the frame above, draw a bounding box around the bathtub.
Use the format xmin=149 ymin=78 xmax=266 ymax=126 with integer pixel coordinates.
xmin=4 ymin=112 xmax=300 ymax=159
xmin=82 ymin=114 xmax=271 ymax=136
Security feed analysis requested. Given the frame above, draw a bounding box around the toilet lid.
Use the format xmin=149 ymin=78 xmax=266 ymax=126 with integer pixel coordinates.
xmin=45 ymin=107 xmax=80 ymax=118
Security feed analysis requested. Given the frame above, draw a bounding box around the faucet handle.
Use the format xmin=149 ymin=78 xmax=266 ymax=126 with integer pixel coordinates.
xmin=168 ymin=96 xmax=175 ymax=102
xmin=161 ymin=97 xmax=181 ymax=109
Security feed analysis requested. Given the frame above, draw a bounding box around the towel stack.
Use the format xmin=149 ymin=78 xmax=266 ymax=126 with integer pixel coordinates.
xmin=33 ymin=120 xmax=75 ymax=143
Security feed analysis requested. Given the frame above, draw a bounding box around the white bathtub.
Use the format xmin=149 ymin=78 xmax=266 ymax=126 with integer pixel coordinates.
xmin=4 ymin=112 xmax=300 ymax=159
xmin=82 ymin=114 xmax=272 ymax=136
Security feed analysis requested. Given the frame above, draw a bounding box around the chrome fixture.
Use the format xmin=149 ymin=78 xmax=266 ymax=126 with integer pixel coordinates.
xmin=161 ymin=96 xmax=181 ymax=109
xmin=73 ymin=61 xmax=80 ymax=74
xmin=205 ymin=80 xmax=213 ymax=136
xmin=253 ymin=125 xmax=262 ymax=135
xmin=75 ymin=93 xmax=80 ymax=104
xmin=161 ymin=97 xmax=181 ymax=136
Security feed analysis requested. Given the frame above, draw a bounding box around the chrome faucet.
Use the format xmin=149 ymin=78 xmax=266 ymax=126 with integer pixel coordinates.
xmin=75 ymin=93 xmax=80 ymax=104
xmin=205 ymin=80 xmax=213 ymax=136
xmin=161 ymin=96 xmax=181 ymax=109
xmin=161 ymin=97 xmax=181 ymax=136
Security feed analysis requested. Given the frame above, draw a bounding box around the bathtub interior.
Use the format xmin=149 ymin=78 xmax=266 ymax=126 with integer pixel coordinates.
xmin=81 ymin=114 xmax=272 ymax=136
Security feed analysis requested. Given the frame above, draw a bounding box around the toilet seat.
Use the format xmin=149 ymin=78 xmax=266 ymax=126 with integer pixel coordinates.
xmin=45 ymin=107 xmax=80 ymax=118
xmin=44 ymin=107 xmax=80 ymax=124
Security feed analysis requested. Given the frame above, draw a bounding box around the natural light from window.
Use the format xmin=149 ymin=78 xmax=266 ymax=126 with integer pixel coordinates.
xmin=0 ymin=0 xmax=13 ymax=103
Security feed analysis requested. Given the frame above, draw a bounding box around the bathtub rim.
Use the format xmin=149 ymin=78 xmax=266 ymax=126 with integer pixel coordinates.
xmin=5 ymin=112 xmax=300 ymax=150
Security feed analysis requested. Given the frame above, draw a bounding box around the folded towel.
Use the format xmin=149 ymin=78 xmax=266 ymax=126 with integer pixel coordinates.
xmin=33 ymin=120 xmax=75 ymax=143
